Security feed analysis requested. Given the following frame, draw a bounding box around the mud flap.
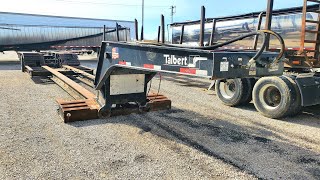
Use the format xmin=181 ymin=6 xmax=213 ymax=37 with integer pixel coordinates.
xmin=295 ymin=73 xmax=320 ymax=106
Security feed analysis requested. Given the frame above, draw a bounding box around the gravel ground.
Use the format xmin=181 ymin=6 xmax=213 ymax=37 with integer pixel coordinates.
xmin=0 ymin=64 xmax=320 ymax=179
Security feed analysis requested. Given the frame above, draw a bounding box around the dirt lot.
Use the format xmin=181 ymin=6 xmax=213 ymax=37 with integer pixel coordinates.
xmin=0 ymin=63 xmax=319 ymax=179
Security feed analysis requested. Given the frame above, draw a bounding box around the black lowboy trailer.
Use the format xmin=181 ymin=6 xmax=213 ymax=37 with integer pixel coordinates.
xmin=94 ymin=30 xmax=285 ymax=118
xmin=94 ymin=1 xmax=320 ymax=119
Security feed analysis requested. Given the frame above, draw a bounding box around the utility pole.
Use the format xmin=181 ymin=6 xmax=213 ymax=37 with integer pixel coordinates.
xmin=170 ymin=5 xmax=176 ymax=24
xmin=169 ymin=5 xmax=176 ymax=42
xmin=142 ymin=0 xmax=144 ymax=29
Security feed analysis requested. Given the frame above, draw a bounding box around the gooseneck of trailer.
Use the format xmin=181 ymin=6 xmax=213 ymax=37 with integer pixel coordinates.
xmin=93 ymin=1 xmax=320 ymax=119
xmin=93 ymin=23 xmax=285 ymax=117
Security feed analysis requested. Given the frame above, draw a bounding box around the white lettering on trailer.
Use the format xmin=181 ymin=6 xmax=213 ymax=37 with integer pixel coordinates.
xmin=164 ymin=54 xmax=188 ymax=66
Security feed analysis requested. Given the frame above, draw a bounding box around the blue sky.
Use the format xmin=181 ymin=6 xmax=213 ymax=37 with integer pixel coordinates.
xmin=0 ymin=0 xmax=307 ymax=39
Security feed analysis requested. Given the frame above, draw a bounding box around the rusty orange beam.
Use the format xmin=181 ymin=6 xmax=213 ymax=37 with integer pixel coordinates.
xmin=63 ymin=65 xmax=95 ymax=81
xmin=42 ymin=66 xmax=96 ymax=99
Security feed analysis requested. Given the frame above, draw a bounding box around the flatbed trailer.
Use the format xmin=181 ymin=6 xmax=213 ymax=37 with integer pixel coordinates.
xmin=19 ymin=51 xmax=93 ymax=77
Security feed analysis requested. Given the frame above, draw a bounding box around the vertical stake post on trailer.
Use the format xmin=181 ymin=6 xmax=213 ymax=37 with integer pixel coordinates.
xmin=161 ymin=14 xmax=165 ymax=43
xmin=157 ymin=26 xmax=161 ymax=43
xmin=134 ymin=19 xmax=139 ymax=41
xmin=140 ymin=25 xmax=144 ymax=41
xmin=103 ymin=25 xmax=106 ymax=41
xmin=209 ymin=19 xmax=216 ymax=46
xmin=265 ymin=0 xmax=274 ymax=50
xmin=199 ymin=6 xmax=205 ymax=47
xmin=115 ymin=23 xmax=120 ymax=41
xmin=180 ymin=25 xmax=184 ymax=44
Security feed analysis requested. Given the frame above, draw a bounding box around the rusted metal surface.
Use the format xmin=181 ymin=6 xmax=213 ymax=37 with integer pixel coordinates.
xmin=297 ymin=0 xmax=320 ymax=66
xmin=43 ymin=65 xmax=100 ymax=122
xmin=56 ymin=99 xmax=99 ymax=123
xmin=63 ymin=65 xmax=95 ymax=81
xmin=42 ymin=66 xmax=96 ymax=99
xmin=313 ymin=2 xmax=320 ymax=65
xmin=146 ymin=93 xmax=172 ymax=111
xmin=300 ymin=0 xmax=308 ymax=52
xmin=107 ymin=93 xmax=171 ymax=117
xmin=264 ymin=0 xmax=274 ymax=50
xmin=56 ymin=93 xmax=171 ymax=122
xmin=29 ymin=66 xmax=171 ymax=123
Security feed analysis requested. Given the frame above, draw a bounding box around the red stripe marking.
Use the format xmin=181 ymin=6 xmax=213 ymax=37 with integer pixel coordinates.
xmin=118 ymin=61 xmax=126 ymax=65
xmin=144 ymin=64 xmax=154 ymax=69
xmin=180 ymin=68 xmax=196 ymax=74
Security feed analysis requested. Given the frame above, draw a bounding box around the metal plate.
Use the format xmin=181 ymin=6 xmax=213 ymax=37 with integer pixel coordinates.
xmin=110 ymin=74 xmax=145 ymax=95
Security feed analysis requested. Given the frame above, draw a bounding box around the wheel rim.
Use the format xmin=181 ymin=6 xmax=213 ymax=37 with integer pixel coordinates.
xmin=259 ymin=84 xmax=281 ymax=110
xmin=219 ymin=79 xmax=237 ymax=99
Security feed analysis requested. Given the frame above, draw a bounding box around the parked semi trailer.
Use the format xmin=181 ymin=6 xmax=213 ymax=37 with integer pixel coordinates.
xmin=165 ymin=0 xmax=320 ymax=119
xmin=0 ymin=12 xmax=134 ymax=52
xmin=16 ymin=0 xmax=310 ymax=122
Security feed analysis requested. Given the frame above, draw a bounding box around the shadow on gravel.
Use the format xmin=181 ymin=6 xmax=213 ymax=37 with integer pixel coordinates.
xmin=31 ymin=77 xmax=54 ymax=85
xmin=160 ymin=74 xmax=212 ymax=90
xmin=0 ymin=64 xmax=21 ymax=70
xmin=234 ymin=103 xmax=257 ymax=112
xmin=69 ymin=108 xmax=320 ymax=179
xmin=236 ymin=103 xmax=320 ymax=129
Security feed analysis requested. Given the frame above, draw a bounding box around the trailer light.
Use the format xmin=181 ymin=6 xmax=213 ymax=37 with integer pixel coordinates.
xmin=292 ymin=60 xmax=300 ymax=65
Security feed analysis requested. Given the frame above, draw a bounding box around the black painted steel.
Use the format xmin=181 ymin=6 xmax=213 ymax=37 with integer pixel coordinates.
xmin=103 ymin=25 xmax=106 ymax=41
xmin=296 ymin=74 xmax=320 ymax=106
xmin=180 ymin=25 xmax=184 ymax=44
xmin=200 ymin=6 xmax=205 ymax=47
xmin=253 ymin=12 xmax=264 ymax=50
xmin=141 ymin=26 xmax=144 ymax=41
xmin=134 ymin=19 xmax=139 ymax=41
xmin=161 ymin=15 xmax=165 ymax=43
xmin=116 ymin=23 xmax=120 ymax=42
xmin=170 ymin=5 xmax=320 ymax=26
xmin=157 ymin=26 xmax=161 ymax=43
xmin=209 ymin=19 xmax=216 ymax=46
xmin=94 ymin=41 xmax=284 ymax=89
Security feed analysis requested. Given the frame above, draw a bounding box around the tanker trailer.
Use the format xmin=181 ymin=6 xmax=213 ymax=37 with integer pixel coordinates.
xmin=0 ymin=11 xmax=134 ymax=52
xmin=0 ymin=11 xmax=134 ymax=71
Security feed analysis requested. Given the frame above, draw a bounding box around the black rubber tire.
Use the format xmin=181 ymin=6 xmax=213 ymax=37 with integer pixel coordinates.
xmin=241 ymin=78 xmax=256 ymax=104
xmin=215 ymin=78 xmax=254 ymax=106
xmin=282 ymin=75 xmax=302 ymax=116
xmin=252 ymin=76 xmax=297 ymax=118
xmin=98 ymin=106 xmax=111 ymax=118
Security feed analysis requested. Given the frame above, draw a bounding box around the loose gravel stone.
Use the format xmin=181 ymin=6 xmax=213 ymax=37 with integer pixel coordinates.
xmin=0 ymin=63 xmax=319 ymax=179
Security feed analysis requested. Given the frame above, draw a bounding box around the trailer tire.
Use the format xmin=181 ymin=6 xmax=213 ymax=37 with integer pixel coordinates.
xmin=253 ymin=76 xmax=296 ymax=118
xmin=98 ymin=106 xmax=111 ymax=118
xmin=241 ymin=78 xmax=256 ymax=104
xmin=215 ymin=78 xmax=254 ymax=106
xmin=282 ymin=75 xmax=302 ymax=116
